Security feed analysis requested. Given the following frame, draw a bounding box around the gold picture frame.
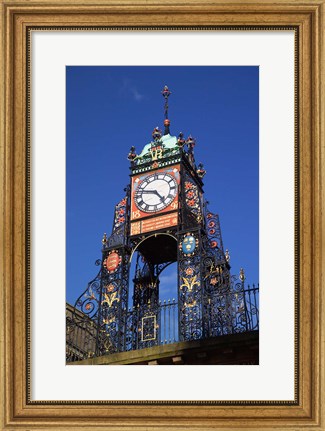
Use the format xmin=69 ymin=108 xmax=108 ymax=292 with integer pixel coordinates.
xmin=1 ymin=0 xmax=324 ymax=429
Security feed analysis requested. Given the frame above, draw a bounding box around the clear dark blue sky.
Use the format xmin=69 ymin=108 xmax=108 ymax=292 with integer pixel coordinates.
xmin=66 ymin=66 xmax=259 ymax=305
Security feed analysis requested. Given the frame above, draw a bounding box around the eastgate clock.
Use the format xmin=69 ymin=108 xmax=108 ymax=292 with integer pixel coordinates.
xmin=134 ymin=172 xmax=177 ymax=213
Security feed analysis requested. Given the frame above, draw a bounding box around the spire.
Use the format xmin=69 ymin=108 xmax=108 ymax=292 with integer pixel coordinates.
xmin=161 ymin=85 xmax=171 ymax=135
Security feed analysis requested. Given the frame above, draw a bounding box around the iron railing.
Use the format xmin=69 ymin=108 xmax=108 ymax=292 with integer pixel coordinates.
xmin=67 ymin=285 xmax=259 ymax=362
xmin=159 ymin=299 xmax=178 ymax=344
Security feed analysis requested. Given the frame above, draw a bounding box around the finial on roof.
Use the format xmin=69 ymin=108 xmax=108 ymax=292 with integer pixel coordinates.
xmin=152 ymin=126 xmax=162 ymax=141
xmin=161 ymin=85 xmax=171 ymax=135
xmin=196 ymin=163 xmax=206 ymax=178
xmin=127 ymin=146 xmax=137 ymax=164
xmin=102 ymin=233 xmax=107 ymax=245
xmin=177 ymin=132 xmax=185 ymax=148
xmin=239 ymin=268 xmax=246 ymax=282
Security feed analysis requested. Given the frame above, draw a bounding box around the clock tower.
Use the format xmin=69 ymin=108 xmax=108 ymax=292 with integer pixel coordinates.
xmin=72 ymin=86 xmax=242 ymax=358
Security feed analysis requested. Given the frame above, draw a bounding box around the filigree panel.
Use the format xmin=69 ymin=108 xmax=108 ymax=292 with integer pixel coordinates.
xmin=178 ymin=231 xmax=203 ymax=341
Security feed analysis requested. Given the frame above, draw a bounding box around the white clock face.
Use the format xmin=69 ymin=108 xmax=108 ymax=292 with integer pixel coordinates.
xmin=134 ymin=172 xmax=178 ymax=213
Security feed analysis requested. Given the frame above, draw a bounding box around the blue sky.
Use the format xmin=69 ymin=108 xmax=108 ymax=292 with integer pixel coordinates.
xmin=66 ymin=66 xmax=259 ymax=305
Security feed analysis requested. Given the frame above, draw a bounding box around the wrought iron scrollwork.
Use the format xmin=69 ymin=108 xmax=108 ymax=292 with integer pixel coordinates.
xmin=96 ymin=248 xmax=131 ymax=355
xmin=178 ymin=231 xmax=203 ymax=341
xmin=66 ymin=262 xmax=102 ymax=362
xmin=204 ymin=206 xmax=225 ymax=253
xmin=130 ymin=252 xmax=175 ymax=350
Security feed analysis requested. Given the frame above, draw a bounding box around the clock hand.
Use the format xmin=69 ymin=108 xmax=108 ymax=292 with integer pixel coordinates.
xmin=143 ymin=189 xmax=165 ymax=201
xmin=156 ymin=191 xmax=165 ymax=202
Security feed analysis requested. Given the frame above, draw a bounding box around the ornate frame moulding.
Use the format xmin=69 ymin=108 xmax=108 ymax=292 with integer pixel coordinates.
xmin=1 ymin=1 xmax=324 ymax=430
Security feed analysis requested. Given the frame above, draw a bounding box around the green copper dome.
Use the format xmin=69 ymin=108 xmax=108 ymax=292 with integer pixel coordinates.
xmin=133 ymin=134 xmax=179 ymax=164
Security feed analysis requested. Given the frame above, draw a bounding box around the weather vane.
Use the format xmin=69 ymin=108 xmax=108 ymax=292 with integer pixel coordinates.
xmin=161 ymin=85 xmax=171 ymax=135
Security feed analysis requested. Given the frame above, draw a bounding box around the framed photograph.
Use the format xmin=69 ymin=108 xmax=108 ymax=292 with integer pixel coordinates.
xmin=1 ymin=1 xmax=324 ymax=430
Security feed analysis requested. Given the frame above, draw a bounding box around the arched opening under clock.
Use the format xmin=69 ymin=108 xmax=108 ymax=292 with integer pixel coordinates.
xmin=128 ymin=233 xmax=179 ymax=344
